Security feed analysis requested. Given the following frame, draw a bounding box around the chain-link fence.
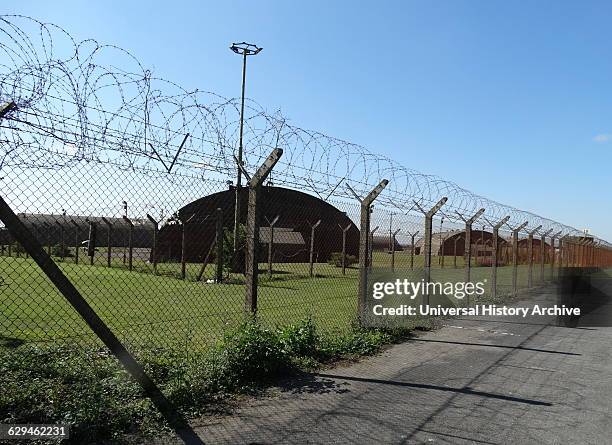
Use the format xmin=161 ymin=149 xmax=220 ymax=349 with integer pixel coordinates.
xmin=2 ymin=15 xmax=612 ymax=444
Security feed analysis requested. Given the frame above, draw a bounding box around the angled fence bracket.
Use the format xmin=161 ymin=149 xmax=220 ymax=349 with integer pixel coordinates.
xmin=338 ymin=223 xmax=352 ymax=275
xmin=347 ymin=179 xmax=389 ymax=321
xmin=456 ymin=208 xmax=485 ymax=295
xmin=415 ymin=197 xmax=448 ymax=306
xmin=488 ymin=215 xmax=510 ymax=298
xmin=244 ymin=148 xmax=283 ymax=314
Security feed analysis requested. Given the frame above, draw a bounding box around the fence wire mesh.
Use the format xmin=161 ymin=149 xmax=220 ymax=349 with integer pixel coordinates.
xmin=1 ymin=14 xmax=612 ymax=444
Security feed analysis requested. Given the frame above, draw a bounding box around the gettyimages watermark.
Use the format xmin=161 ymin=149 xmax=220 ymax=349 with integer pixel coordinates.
xmin=361 ymin=268 xmax=598 ymax=328
xmin=371 ymin=278 xmax=579 ymax=318
xmin=372 ymin=279 xmax=486 ymax=300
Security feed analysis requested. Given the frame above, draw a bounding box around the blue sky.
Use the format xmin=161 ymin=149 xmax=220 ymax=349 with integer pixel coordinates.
xmin=6 ymin=1 xmax=612 ymax=239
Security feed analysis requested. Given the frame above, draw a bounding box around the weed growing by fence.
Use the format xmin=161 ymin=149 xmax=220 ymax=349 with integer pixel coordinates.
xmin=0 ymin=318 xmax=413 ymax=444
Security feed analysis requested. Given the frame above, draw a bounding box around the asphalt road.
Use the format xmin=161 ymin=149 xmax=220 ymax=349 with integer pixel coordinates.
xmin=193 ymin=281 xmax=612 ymax=444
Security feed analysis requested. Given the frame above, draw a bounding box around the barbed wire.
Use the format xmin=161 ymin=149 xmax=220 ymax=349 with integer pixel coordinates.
xmin=0 ymin=15 xmax=607 ymax=245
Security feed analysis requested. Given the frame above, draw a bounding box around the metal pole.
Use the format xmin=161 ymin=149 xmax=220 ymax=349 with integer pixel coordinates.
xmin=391 ymin=228 xmax=400 ymax=271
xmin=550 ymin=231 xmax=562 ymax=280
xmin=410 ymin=231 xmax=419 ymax=270
xmin=419 ymin=198 xmax=448 ymax=305
xmin=339 ymin=223 xmax=351 ymax=275
xmin=309 ymin=220 xmax=321 ymax=277
xmin=122 ymin=201 xmax=128 ymax=265
xmin=146 ymin=214 xmax=159 ymax=275
xmin=348 ymin=180 xmax=388 ymax=321
xmin=230 ymin=42 xmax=262 ymax=254
xmin=56 ymin=220 xmax=65 ymax=261
xmin=459 ymin=208 xmax=485 ymax=286
xmin=123 ymin=216 xmax=134 ymax=272
xmin=540 ymin=229 xmax=552 ymax=283
xmin=102 ymin=217 xmax=113 ymax=268
xmin=244 ymin=148 xmax=283 ymax=314
xmin=512 ymin=221 xmax=529 ymax=296
xmin=491 ymin=216 xmax=510 ymax=299
xmin=527 ymin=225 xmax=542 ymax=288
xmin=87 ymin=220 xmax=96 ymax=266
xmin=233 ymin=52 xmax=247 ymax=253
xmin=71 ymin=220 xmax=80 ymax=264
xmin=215 ymin=208 xmax=224 ymax=283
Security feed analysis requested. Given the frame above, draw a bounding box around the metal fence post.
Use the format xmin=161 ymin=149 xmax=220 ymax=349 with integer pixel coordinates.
xmin=338 ymin=223 xmax=352 ymax=275
xmin=586 ymin=239 xmax=593 ymax=267
xmin=409 ymin=231 xmax=419 ymax=270
xmin=87 ymin=219 xmax=96 ymax=266
xmin=511 ymin=221 xmax=529 ymax=296
xmin=71 ymin=220 xmax=80 ymax=264
xmin=490 ymin=216 xmax=510 ymax=299
xmin=215 ymin=208 xmax=224 ymax=283
xmin=308 ymin=219 xmax=321 ymax=277
xmin=527 ymin=225 xmax=542 ymax=288
xmin=457 ymin=208 xmax=484 ymax=288
xmin=391 ymin=228 xmax=400 ymax=271
xmin=102 ymin=217 xmax=113 ymax=268
xmin=244 ymin=148 xmax=283 ymax=314
xmin=540 ymin=229 xmax=552 ymax=283
xmin=55 ymin=220 xmax=65 ymax=261
xmin=414 ymin=198 xmax=448 ymax=305
xmin=123 ymin=216 xmax=134 ymax=272
xmin=347 ymin=180 xmax=389 ymax=321
xmin=146 ymin=214 xmax=159 ymax=275
xmin=550 ymin=231 xmax=562 ymax=280
xmin=453 ymin=235 xmax=460 ymax=268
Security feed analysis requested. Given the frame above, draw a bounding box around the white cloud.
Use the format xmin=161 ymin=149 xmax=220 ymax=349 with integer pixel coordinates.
xmin=593 ymin=134 xmax=612 ymax=143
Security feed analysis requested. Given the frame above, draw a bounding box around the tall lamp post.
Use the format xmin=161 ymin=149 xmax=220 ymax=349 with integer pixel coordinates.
xmin=230 ymin=42 xmax=262 ymax=254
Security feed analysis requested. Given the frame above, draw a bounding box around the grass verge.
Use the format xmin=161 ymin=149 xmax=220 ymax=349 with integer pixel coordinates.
xmin=0 ymin=318 xmax=414 ymax=444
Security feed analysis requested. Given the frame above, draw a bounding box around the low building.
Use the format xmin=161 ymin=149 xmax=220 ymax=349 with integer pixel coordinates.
xmin=4 ymin=213 xmax=153 ymax=249
xmin=371 ymin=235 xmax=403 ymax=252
xmin=155 ymin=186 xmax=360 ymax=264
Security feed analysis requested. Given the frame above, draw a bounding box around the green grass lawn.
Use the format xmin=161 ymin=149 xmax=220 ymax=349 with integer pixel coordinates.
xmin=0 ymin=254 xmax=360 ymax=350
xmin=0 ymin=249 xmax=559 ymax=351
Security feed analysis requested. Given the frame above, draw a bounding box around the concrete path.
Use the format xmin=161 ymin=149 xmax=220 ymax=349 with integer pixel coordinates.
xmin=193 ymin=285 xmax=612 ymax=444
